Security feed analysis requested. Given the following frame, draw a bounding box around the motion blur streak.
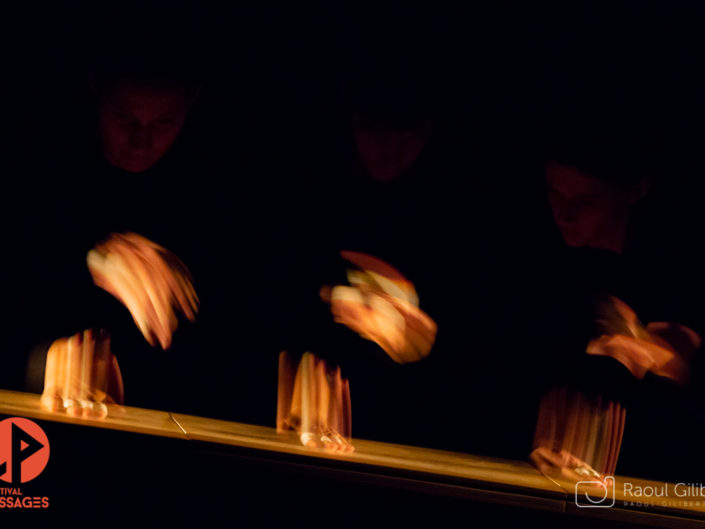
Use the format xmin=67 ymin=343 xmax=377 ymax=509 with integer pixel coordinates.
xmin=325 ymin=251 xmax=437 ymax=363
xmin=40 ymin=329 xmax=124 ymax=419
xmin=531 ymin=387 xmax=625 ymax=486
xmin=588 ymin=295 xmax=698 ymax=385
xmin=87 ymin=232 xmax=199 ymax=349
xmin=277 ymin=351 xmax=353 ymax=452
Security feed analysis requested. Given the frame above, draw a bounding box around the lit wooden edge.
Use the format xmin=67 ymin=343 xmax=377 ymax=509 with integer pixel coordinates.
xmin=0 ymin=389 xmax=563 ymax=500
xmin=3 ymin=389 xmax=702 ymax=523
xmin=170 ymin=412 xmax=566 ymax=497
xmin=0 ymin=389 xmax=186 ymax=439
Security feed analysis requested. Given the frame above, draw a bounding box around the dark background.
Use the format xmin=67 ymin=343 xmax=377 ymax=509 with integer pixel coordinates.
xmin=2 ymin=1 xmax=705 ymax=483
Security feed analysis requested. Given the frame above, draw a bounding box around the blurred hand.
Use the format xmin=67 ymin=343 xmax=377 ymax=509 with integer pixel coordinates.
xmin=277 ymin=352 xmax=353 ymax=452
xmin=40 ymin=329 xmax=124 ymax=419
xmin=646 ymin=321 xmax=700 ymax=382
xmin=587 ymin=334 xmax=676 ymax=380
xmin=87 ymin=232 xmax=199 ymax=349
xmin=322 ymin=251 xmax=437 ymax=363
xmin=530 ymin=387 xmax=624 ymax=485
xmin=530 ymin=447 xmax=612 ymax=487
xmin=588 ymin=296 xmax=699 ymax=385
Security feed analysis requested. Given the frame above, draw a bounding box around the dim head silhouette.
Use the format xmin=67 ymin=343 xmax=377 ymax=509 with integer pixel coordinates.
xmin=544 ymin=140 xmax=650 ymax=253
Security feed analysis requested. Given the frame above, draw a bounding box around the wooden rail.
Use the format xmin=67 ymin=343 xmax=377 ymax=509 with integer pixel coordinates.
xmin=1 ymin=389 xmax=703 ymax=527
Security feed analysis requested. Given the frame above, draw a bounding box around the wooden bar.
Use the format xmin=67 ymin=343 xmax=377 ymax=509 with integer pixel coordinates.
xmin=1 ymin=389 xmax=703 ymax=527
xmin=0 ymin=389 xmax=187 ymax=439
xmin=169 ymin=411 xmax=566 ymax=512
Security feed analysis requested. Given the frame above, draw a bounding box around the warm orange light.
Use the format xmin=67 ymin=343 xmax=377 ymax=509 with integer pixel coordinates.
xmin=277 ymin=352 xmax=353 ymax=452
xmin=40 ymin=329 xmax=124 ymax=419
xmin=530 ymin=387 xmax=624 ymax=485
xmin=588 ymin=295 xmax=698 ymax=385
xmin=87 ymin=232 xmax=199 ymax=350
xmin=323 ymin=251 xmax=437 ymax=363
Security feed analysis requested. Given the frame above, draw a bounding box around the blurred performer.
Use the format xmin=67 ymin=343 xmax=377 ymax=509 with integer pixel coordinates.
xmin=540 ymin=136 xmax=702 ymax=362
xmin=270 ymin=57 xmax=457 ymax=449
xmin=20 ymin=40 xmax=211 ymax=411
xmin=17 ymin=17 xmax=296 ymax=430
xmin=277 ymin=36 xmax=542 ymax=455
xmin=529 ymin=135 xmax=705 ymax=482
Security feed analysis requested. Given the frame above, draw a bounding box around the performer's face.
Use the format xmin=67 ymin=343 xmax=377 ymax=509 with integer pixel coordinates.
xmin=352 ymin=112 xmax=434 ymax=182
xmin=544 ymin=160 xmax=634 ymax=248
xmin=98 ymin=79 xmax=192 ymax=172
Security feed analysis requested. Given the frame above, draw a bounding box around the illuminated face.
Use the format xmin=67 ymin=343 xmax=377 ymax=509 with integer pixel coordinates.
xmin=98 ymin=79 xmax=192 ymax=173
xmin=352 ymin=112 xmax=434 ymax=182
xmin=544 ymin=160 xmax=634 ymax=248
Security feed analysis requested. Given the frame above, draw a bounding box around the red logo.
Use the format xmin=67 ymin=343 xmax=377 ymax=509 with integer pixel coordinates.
xmin=0 ymin=418 xmax=50 ymax=485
